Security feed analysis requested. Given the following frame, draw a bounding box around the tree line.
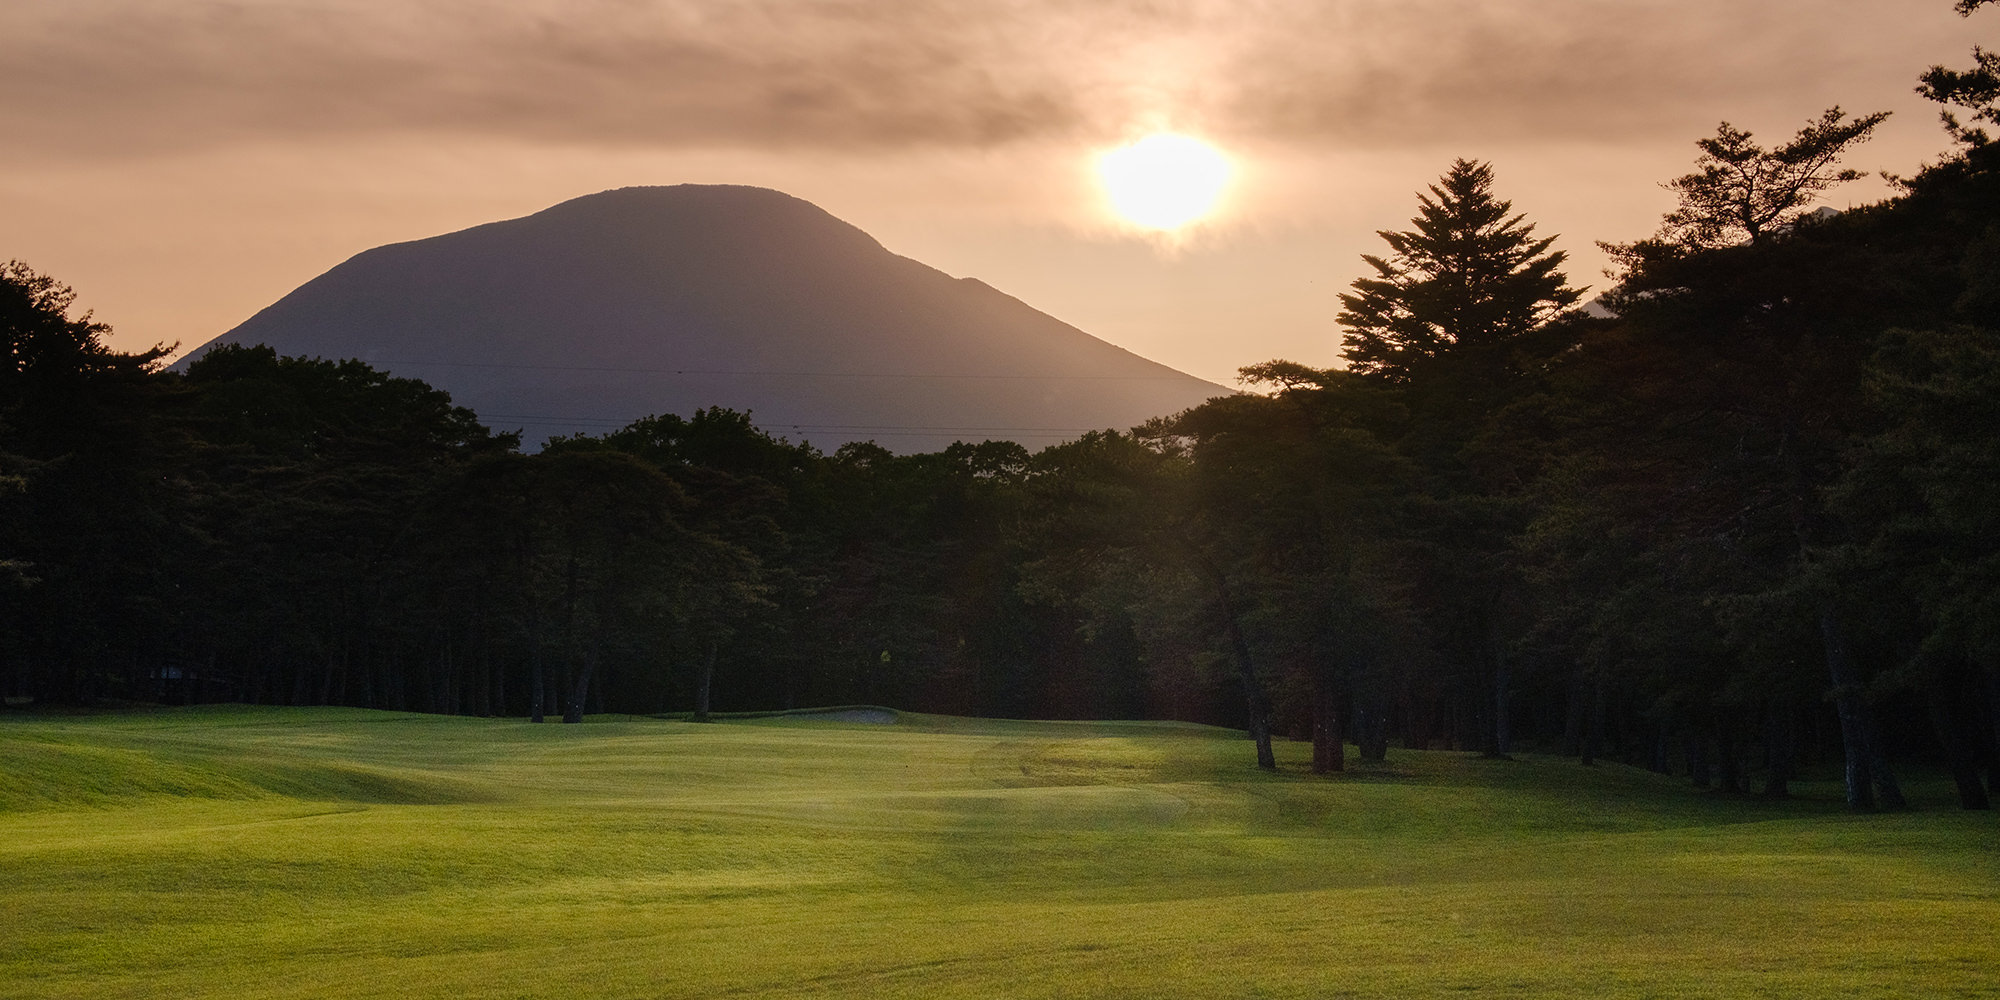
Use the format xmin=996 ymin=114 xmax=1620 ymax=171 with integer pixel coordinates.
xmin=7 ymin=13 xmax=2000 ymax=810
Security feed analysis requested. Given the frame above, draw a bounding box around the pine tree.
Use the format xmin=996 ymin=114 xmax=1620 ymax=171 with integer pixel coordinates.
xmin=1921 ymin=0 xmax=2000 ymax=147
xmin=1654 ymin=108 xmax=1888 ymax=250
xmin=1337 ymin=159 xmax=1582 ymax=384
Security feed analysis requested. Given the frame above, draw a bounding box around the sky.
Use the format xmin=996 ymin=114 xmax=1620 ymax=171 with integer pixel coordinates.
xmin=3 ymin=0 xmax=1987 ymax=386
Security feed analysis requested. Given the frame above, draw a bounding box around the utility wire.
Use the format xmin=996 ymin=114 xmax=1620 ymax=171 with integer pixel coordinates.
xmin=481 ymin=413 xmax=1112 ymax=439
xmin=382 ymin=359 xmax=1212 ymax=382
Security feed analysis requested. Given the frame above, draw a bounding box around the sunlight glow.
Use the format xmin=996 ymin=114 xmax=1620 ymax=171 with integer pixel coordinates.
xmin=1097 ymin=133 xmax=1233 ymax=231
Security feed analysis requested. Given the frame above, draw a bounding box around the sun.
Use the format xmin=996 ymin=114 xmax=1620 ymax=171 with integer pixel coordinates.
xmin=1096 ymin=133 xmax=1233 ymax=231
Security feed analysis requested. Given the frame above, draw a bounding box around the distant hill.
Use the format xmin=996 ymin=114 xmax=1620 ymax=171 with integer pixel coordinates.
xmin=174 ymin=185 xmax=1229 ymax=452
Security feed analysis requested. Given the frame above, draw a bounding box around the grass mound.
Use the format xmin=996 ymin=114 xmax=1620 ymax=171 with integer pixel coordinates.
xmin=0 ymin=709 xmax=489 ymax=810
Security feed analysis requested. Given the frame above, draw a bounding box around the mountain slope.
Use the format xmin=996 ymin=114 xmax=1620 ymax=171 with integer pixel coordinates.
xmin=176 ymin=185 xmax=1228 ymax=451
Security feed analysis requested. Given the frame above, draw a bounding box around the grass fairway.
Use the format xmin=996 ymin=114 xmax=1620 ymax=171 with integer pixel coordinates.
xmin=1 ymin=707 xmax=1994 ymax=999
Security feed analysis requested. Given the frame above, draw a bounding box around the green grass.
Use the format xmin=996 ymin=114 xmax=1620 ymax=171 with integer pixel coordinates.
xmin=0 ymin=706 xmax=1993 ymax=999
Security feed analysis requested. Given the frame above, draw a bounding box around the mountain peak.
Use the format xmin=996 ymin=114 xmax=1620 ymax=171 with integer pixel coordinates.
xmin=520 ymin=184 xmax=889 ymax=258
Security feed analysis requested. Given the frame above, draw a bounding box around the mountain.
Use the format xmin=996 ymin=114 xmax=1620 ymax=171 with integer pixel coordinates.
xmin=175 ymin=185 xmax=1229 ymax=452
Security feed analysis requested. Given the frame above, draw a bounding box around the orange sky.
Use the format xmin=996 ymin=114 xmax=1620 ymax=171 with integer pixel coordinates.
xmin=3 ymin=0 xmax=1983 ymax=385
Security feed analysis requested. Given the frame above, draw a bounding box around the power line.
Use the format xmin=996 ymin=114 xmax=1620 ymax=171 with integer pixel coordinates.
xmin=480 ymin=413 xmax=1114 ymax=439
xmin=382 ymin=358 xmax=1212 ymax=382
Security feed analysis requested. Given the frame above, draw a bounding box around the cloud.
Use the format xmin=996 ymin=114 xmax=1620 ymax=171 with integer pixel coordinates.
xmin=1215 ymin=0 xmax=1968 ymax=146
xmin=7 ymin=0 xmax=1091 ymax=156
xmin=0 ymin=0 xmax=1974 ymax=162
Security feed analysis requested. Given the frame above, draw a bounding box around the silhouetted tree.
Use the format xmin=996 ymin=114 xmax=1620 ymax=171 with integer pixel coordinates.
xmin=1921 ymin=0 xmax=2000 ymax=146
xmin=1603 ymin=108 xmax=1888 ymax=276
xmin=1338 ymin=159 xmax=1583 ymax=388
xmin=1171 ymin=370 xmax=1418 ymax=772
xmin=1335 ymin=162 xmax=1586 ymax=759
xmin=1014 ymin=431 xmax=1223 ymax=727
xmin=1553 ymin=116 xmax=1936 ymax=808
xmin=1826 ymin=324 xmax=2000 ymax=808
xmin=0 ymin=262 xmax=183 ymax=705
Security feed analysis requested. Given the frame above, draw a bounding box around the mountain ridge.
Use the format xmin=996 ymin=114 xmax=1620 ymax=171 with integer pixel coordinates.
xmin=176 ymin=184 xmax=1229 ymax=451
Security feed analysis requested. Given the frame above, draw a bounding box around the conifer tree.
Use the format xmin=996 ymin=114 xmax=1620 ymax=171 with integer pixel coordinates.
xmin=1337 ymin=159 xmax=1582 ymax=384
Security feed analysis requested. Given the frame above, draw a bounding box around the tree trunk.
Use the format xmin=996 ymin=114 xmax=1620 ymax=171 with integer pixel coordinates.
xmin=694 ymin=640 xmax=717 ymax=723
xmin=1229 ymin=623 xmax=1277 ymax=771
xmin=1358 ymin=688 xmax=1389 ymax=762
xmin=490 ymin=648 xmax=504 ymax=718
xmin=1219 ymin=597 xmax=1275 ymax=770
xmin=199 ymin=649 xmax=218 ymax=705
xmin=1581 ymin=669 xmax=1607 ymax=767
xmin=1822 ymin=608 xmax=1875 ymax=811
xmin=318 ymin=651 xmax=336 ymax=706
xmin=1687 ymin=733 xmax=1711 ymax=789
xmin=1820 ymin=606 xmax=1905 ymax=810
xmin=1985 ymin=660 xmax=2000 ymax=794
xmin=359 ymin=647 xmax=375 ymax=709
xmin=1486 ymin=614 xmax=1513 ymax=758
xmin=1192 ymin=555 xmax=1275 ymax=770
xmin=1717 ymin=721 xmax=1744 ymax=794
xmin=1865 ymin=710 xmax=1909 ymax=810
xmin=563 ymin=645 xmax=595 ymax=725
xmin=1927 ymin=664 xmax=1991 ymax=810
xmin=1311 ymin=667 xmax=1342 ymax=774
xmin=1561 ymin=670 xmax=1585 ymax=758
xmin=1648 ymin=720 xmax=1670 ymax=775
xmin=334 ymin=644 xmax=351 ymax=706
xmin=1762 ymin=696 xmax=1795 ymax=798
xmin=1404 ymin=691 xmax=1431 ymax=751
xmin=529 ymin=644 xmax=546 ymax=724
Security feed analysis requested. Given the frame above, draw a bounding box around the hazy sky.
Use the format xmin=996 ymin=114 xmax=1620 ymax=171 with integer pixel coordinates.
xmin=3 ymin=0 xmax=1984 ymax=384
